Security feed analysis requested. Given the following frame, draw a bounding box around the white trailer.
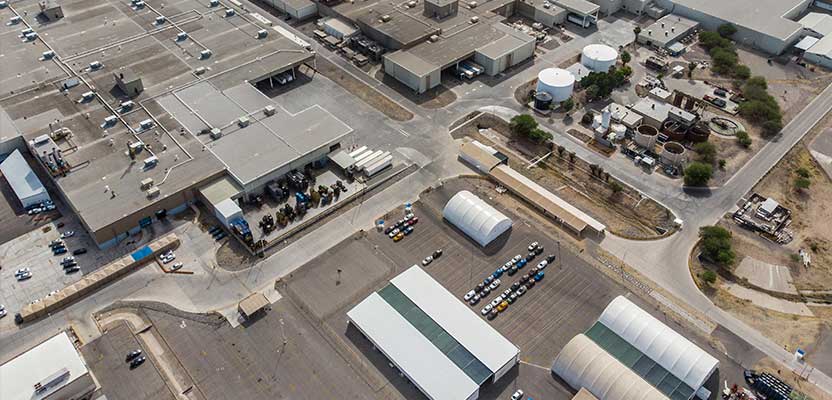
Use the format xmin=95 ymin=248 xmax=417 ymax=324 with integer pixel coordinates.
xmin=365 ymin=155 xmax=392 ymax=177
xmin=348 ymin=146 xmax=368 ymax=158
xmin=355 ymin=150 xmax=385 ymax=170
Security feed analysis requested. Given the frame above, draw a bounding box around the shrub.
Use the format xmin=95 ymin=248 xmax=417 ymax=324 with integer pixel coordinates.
xmin=719 ymin=159 xmax=726 ymax=170
xmin=736 ymin=131 xmax=752 ymax=148
xmin=795 ymin=177 xmax=811 ymax=190
xmin=699 ymin=226 xmax=735 ymax=266
xmin=561 ymin=97 xmax=575 ymax=112
xmin=581 ymin=112 xmax=593 ymax=125
xmin=701 ymin=270 xmax=717 ymax=285
xmin=684 ymin=162 xmax=713 ymax=186
xmin=694 ymin=142 xmax=717 ymax=164
xmin=609 ymin=181 xmax=623 ymax=194
xmin=796 ymin=167 xmax=811 ymax=179
xmin=717 ymin=23 xmax=737 ymax=38
xmin=761 ymin=120 xmax=783 ymax=137
xmin=528 ymin=128 xmax=553 ymax=143
xmin=510 ymin=114 xmax=537 ymax=136
xmin=621 ymin=51 xmax=631 ymax=65
xmin=733 ymin=65 xmax=751 ymax=80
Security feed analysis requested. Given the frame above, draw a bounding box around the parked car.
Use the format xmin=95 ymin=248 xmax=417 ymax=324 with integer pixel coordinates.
xmin=125 ymin=349 xmax=143 ymax=362
xmin=511 ymin=254 xmax=522 ymax=264
xmin=496 ymin=301 xmax=509 ymax=312
xmin=464 ymin=290 xmax=476 ymax=301
xmin=526 ymin=279 xmax=536 ymax=289
xmin=538 ymin=260 xmax=548 ymax=269
xmin=469 ymin=294 xmax=481 ymax=305
xmin=534 ymin=271 xmax=545 ymax=281
xmin=129 ymin=355 xmax=146 ymax=369
xmin=501 ymin=262 xmax=512 ymax=272
xmin=502 ymin=288 xmax=511 ymax=297
xmin=511 ymin=389 xmax=525 ymax=400
xmin=511 ymin=282 xmax=521 ymax=291
xmin=15 ymin=268 xmax=32 ymax=281
xmin=526 ymin=251 xmax=536 ymax=261
xmin=403 ymin=226 xmax=414 ymax=236
xmin=432 ymin=249 xmax=442 ymax=258
xmin=487 ymin=309 xmax=498 ymax=320
xmin=517 ymin=285 xmax=527 ymax=296
xmin=493 ymin=268 xmax=503 ymax=278
xmin=484 ymin=275 xmax=495 ymax=285
xmin=546 ymin=254 xmax=556 ymax=263
xmin=171 ymin=262 xmax=183 ymax=271
xmin=73 ymin=248 xmax=88 ymax=255
xmin=714 ymin=88 xmax=727 ymax=97
xmin=393 ymin=232 xmax=404 ymax=242
xmin=481 ymin=304 xmax=492 ymax=315
xmin=507 ymin=266 xmax=518 ymax=276
xmin=422 ymin=256 xmax=433 ymax=266
xmin=53 ymin=247 xmax=67 ymax=255
xmin=60 ymin=231 xmax=75 ymax=238
xmin=489 ymin=279 xmax=501 ymax=290
xmin=160 ymin=252 xmax=175 ymax=263
xmin=520 ymin=274 xmax=530 ymax=284
xmin=529 ymin=267 xmax=539 ymax=276
xmin=65 ymin=266 xmax=80 ymax=274
xmin=475 ymin=282 xmax=485 ymax=292
xmin=534 ymin=246 xmax=543 ymax=255
xmin=0 ymin=305 xmax=6 ymax=319
xmin=481 ymin=286 xmax=491 ymax=296
xmin=61 ymin=256 xmax=75 ymax=265
xmin=49 ymin=239 xmax=64 ymax=247
xmin=384 ymin=225 xmax=395 ymax=235
xmin=516 ymin=258 xmax=527 ymax=268
xmin=528 ymin=242 xmax=539 ymax=251
xmin=387 ymin=228 xmax=400 ymax=238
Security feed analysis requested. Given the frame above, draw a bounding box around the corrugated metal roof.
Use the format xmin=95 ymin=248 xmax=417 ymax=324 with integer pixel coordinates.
xmin=442 ymin=190 xmax=513 ymax=246
xmin=391 ymin=266 xmax=519 ymax=375
xmin=239 ymin=293 xmax=269 ymax=317
xmin=0 ymin=149 xmax=49 ymax=204
xmin=553 ymin=334 xmax=669 ymax=400
xmin=489 ymin=165 xmax=606 ymax=234
xmin=598 ymin=296 xmax=719 ymax=392
xmin=459 ymin=140 xmax=502 ymax=173
xmin=347 ymin=293 xmax=480 ymax=400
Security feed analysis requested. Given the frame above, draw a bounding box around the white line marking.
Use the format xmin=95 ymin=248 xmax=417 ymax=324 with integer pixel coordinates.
xmin=398 ymin=129 xmax=411 ymax=137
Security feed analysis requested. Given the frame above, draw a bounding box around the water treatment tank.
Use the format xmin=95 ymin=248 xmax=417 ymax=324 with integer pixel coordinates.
xmin=536 ymin=68 xmax=575 ymax=102
xmin=534 ymin=91 xmax=553 ymax=110
xmin=660 ymin=141 xmax=687 ymax=166
xmin=581 ymin=44 xmax=618 ymax=72
xmin=634 ymin=125 xmax=659 ymax=149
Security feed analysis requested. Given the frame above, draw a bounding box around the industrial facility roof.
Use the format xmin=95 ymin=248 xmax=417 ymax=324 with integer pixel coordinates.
xmin=0 ymin=149 xmax=48 ymax=205
xmin=347 ymin=292 xmax=481 ymax=400
xmin=459 ymin=140 xmax=502 ymax=173
xmin=597 ymin=296 xmax=719 ymax=393
xmin=357 ymin=5 xmax=439 ymax=47
xmin=604 ymin=103 xmax=644 ymax=128
xmin=798 ymin=12 xmax=832 ymax=37
xmin=238 ymin=292 xmax=270 ymax=318
xmin=808 ymin=34 xmax=832 ymax=59
xmin=631 ymin=98 xmax=694 ymax=125
xmin=796 ymin=36 xmax=820 ymax=51
xmin=552 ymin=0 xmax=600 ymax=16
xmin=199 ymin=175 xmax=243 ymax=206
xmin=666 ymin=0 xmax=804 ymax=41
xmin=476 ymin=24 xmax=535 ymax=59
xmin=489 ymin=165 xmax=606 ymax=234
xmin=385 ymin=50 xmax=439 ymax=77
xmin=0 ymin=332 xmax=89 ymax=400
xmin=442 ymin=190 xmax=513 ymax=246
xmin=638 ymin=14 xmax=699 ymax=47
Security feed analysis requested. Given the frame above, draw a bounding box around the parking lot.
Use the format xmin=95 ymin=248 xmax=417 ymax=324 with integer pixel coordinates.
xmin=0 ymin=152 xmax=62 ymax=246
xmin=82 ymin=321 xmax=174 ymax=400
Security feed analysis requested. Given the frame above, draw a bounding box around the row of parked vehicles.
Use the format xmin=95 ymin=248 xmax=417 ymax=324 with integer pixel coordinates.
xmin=462 ymin=242 xmax=553 ymax=320
xmin=456 ymin=60 xmax=484 ymax=80
xmin=26 ymin=200 xmax=56 ymax=215
xmin=384 ymin=212 xmax=419 ymax=242
xmin=126 ymin=348 xmax=146 ymax=369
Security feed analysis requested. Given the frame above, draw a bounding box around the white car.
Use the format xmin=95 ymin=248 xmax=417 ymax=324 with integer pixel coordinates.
xmin=463 ymin=290 xmax=476 ymax=301
xmin=501 ymin=262 xmax=512 ymax=272
xmin=0 ymin=305 xmax=6 ymax=318
xmin=160 ymin=252 xmax=175 ymax=264
xmin=60 ymin=231 xmax=75 ymax=238
xmin=422 ymin=256 xmax=433 ymax=266
xmin=15 ymin=268 xmax=32 ymax=281
xmin=490 ymin=297 xmax=503 ymax=308
xmin=171 ymin=262 xmax=183 ymax=271
xmin=512 ymin=255 xmax=522 ymax=264
xmin=528 ymin=242 xmax=539 ymax=251
xmin=481 ymin=304 xmax=492 ymax=315
xmin=537 ymin=260 xmax=548 ymax=269
xmin=489 ymin=278 xmax=501 ymax=290
xmin=511 ymin=389 xmax=525 ymax=400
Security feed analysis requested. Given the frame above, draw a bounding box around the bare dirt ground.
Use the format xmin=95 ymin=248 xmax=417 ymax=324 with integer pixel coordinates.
xmin=753 ymin=114 xmax=832 ymax=292
xmin=313 ymin=58 xmax=413 ymax=121
xmin=372 ymin=69 xmax=458 ymax=109
xmin=453 ymin=113 xmax=675 ymax=239
xmin=753 ymin=356 xmax=832 ymax=400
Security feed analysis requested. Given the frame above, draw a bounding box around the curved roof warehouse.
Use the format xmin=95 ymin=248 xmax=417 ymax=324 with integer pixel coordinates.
xmin=442 ymin=190 xmax=512 ymax=247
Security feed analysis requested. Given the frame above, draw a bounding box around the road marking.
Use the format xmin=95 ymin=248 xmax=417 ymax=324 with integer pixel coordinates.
xmin=398 ymin=129 xmax=411 ymax=137
xmin=519 ymin=360 xmax=550 ymax=371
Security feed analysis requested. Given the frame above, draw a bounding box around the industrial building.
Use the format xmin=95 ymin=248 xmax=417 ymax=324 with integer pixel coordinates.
xmin=804 ymin=35 xmax=832 ymax=68
xmin=631 ymin=97 xmax=696 ymax=129
xmin=443 ymin=190 xmax=513 ymax=247
xmin=347 ymin=265 xmax=520 ymax=400
xmin=0 ymin=0 xmax=351 ymax=248
xmin=798 ymin=12 xmax=832 ymax=38
xmin=637 ymin=14 xmax=699 ymax=49
xmin=536 ymin=68 xmax=576 ymax=103
xmin=553 ymin=296 xmax=719 ymax=400
xmin=650 ymin=0 xmax=813 ymax=54
xmin=0 ymin=149 xmax=51 ymax=208
xmin=0 ymin=331 xmax=96 ymax=400
xmin=261 ymin=0 xmax=318 ymax=20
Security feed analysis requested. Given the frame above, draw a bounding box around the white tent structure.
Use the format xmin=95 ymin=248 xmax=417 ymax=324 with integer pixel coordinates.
xmin=552 ymin=334 xmax=668 ymax=400
xmin=442 ymin=190 xmax=512 ymax=247
xmin=0 ymin=149 xmax=50 ymax=208
xmin=597 ymin=296 xmax=719 ymax=396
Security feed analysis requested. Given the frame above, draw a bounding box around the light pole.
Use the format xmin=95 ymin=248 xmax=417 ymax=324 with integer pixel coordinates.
xmin=336 ymin=268 xmax=342 ymax=286
xmin=279 ymin=318 xmax=287 ymax=346
xmin=557 ymin=240 xmax=561 ymax=268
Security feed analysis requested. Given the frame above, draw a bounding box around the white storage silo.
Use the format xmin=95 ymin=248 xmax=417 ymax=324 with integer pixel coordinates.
xmin=581 ymin=44 xmax=618 ymax=72
xmin=536 ymin=68 xmax=575 ymax=102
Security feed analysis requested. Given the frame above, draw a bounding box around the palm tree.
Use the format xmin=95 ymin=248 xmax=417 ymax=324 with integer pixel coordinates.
xmin=632 ymin=26 xmax=641 ymax=49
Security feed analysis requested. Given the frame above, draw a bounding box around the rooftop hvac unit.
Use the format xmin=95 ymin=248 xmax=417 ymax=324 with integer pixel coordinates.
xmin=543 ymin=2 xmax=550 ymax=8
xmin=129 ymin=141 xmax=145 ymax=152
xmin=468 ymin=1 xmax=477 ymax=8
xmin=210 ymin=127 xmax=222 ymax=139
xmin=120 ymin=100 xmax=134 ymax=110
xmin=139 ymin=119 xmax=153 ymax=129
xmin=470 ymin=16 xmax=479 ymax=23
xmin=24 ymin=32 xmax=38 ymax=41
xmin=9 ymin=15 xmax=21 ymax=24
xmin=238 ymin=116 xmax=250 ymax=128
xmin=200 ymin=49 xmax=212 ymax=59
xmin=103 ymin=115 xmax=118 ymax=126
xmin=256 ymin=29 xmax=268 ymax=39
xmin=33 ymin=134 xmax=50 ymax=145
xmin=225 ymin=8 xmax=235 ymax=17
xmin=380 ymin=14 xmax=391 ymax=22
xmin=89 ymin=60 xmax=102 ymax=70
xmin=143 ymin=156 xmax=159 ymax=168
xmin=155 ymin=15 xmax=166 ymax=24
xmin=176 ymin=31 xmax=188 ymax=41
xmin=407 ymin=1 xmax=416 ymax=7
xmin=146 ymin=186 xmax=160 ymax=198
xmin=263 ymin=105 xmax=276 ymax=116
xmin=41 ymin=50 xmax=54 ymax=60
xmin=140 ymin=178 xmax=154 ymax=189
xmin=429 ymin=35 xmax=439 ymax=42
xmin=81 ymin=91 xmax=95 ymax=101
xmin=209 ymin=0 xmax=219 ymax=6
xmin=194 ymin=66 xmax=207 ymax=75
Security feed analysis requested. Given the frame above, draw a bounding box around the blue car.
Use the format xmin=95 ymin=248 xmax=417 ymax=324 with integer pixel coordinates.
xmin=534 ymin=271 xmax=545 ymax=281
xmin=53 ymin=247 xmax=68 ymax=255
xmin=517 ymin=259 xmax=527 ymax=269
xmin=493 ymin=269 xmax=503 ymax=279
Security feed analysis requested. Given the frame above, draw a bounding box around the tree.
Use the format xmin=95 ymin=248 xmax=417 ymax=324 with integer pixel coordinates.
xmin=609 ymin=181 xmax=623 ymax=195
xmin=621 ymin=50 xmax=631 ymax=65
xmin=701 ymin=270 xmax=717 ymax=285
xmin=581 ymin=112 xmax=593 ymax=125
xmin=556 ymin=145 xmax=565 ymax=156
xmin=632 ymin=27 xmax=641 ymax=49
xmin=761 ymin=120 xmax=783 ymax=137
xmin=795 ymin=177 xmax=811 ymax=191
xmin=688 ymin=62 xmax=696 ymax=78
xmin=717 ymin=23 xmax=737 ymax=38
xmin=684 ymin=162 xmax=713 ymax=186
xmin=561 ymin=97 xmax=574 ymax=113
xmin=528 ymin=128 xmax=553 ymax=143
xmin=733 ymin=65 xmax=751 ymax=80
xmin=736 ymin=130 xmax=752 ymax=148
xmin=694 ymin=142 xmax=717 ymax=164
xmin=699 ymin=226 xmax=735 ymax=266
xmin=509 ymin=114 xmax=537 ymax=137
xmin=710 ymin=47 xmax=738 ymax=75
xmin=586 ymin=84 xmax=601 ymax=100
xmin=796 ymin=167 xmax=811 ymax=178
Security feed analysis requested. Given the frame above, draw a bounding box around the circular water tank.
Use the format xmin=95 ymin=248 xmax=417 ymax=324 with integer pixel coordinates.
xmin=661 ymin=141 xmax=687 ymax=166
xmin=686 ymin=121 xmax=711 ymax=143
xmin=581 ymin=44 xmax=618 ymax=72
xmin=634 ymin=125 xmax=659 ymax=149
xmin=534 ymin=91 xmax=553 ymax=110
xmin=536 ymin=68 xmax=575 ymax=102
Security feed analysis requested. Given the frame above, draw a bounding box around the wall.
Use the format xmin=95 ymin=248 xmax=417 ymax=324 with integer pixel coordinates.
xmin=622 ymin=0 xmax=648 ymax=15
xmin=590 ymin=0 xmax=623 ymax=16
xmin=805 ymin=51 xmax=832 ymax=68
xmin=383 ymin=55 xmax=441 ymax=93
xmin=475 ymin=39 xmax=535 ymax=76
xmin=44 ymin=373 xmax=95 ymax=400
xmin=0 ymin=134 xmax=25 ymax=156
xmin=492 ymin=355 xmax=517 ymax=383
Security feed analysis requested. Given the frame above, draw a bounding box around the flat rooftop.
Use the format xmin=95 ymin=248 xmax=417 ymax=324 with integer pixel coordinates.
xmin=158 ymin=82 xmax=352 ymax=187
xmin=0 ymin=0 xmax=316 ymax=237
xmin=0 ymin=332 xmax=90 ymax=400
xmin=639 ymin=14 xmax=699 ymax=47
xmin=666 ymin=0 xmax=805 ymax=41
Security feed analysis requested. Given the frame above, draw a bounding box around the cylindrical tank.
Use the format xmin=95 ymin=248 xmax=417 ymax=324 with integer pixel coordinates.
xmin=662 ymin=120 xmax=687 ymax=142
xmin=581 ymin=44 xmax=618 ymax=72
xmin=536 ymin=68 xmax=575 ymax=102
xmin=610 ymin=123 xmax=627 ymax=140
xmin=534 ymin=91 xmax=553 ymax=110
xmin=686 ymin=122 xmax=711 ymax=143
xmin=601 ymin=108 xmax=611 ymax=129
xmin=634 ymin=125 xmax=658 ymax=148
xmin=660 ymin=141 xmax=687 ymax=166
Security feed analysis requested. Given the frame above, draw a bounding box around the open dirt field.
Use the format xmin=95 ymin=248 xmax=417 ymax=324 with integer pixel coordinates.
xmin=314 ymin=58 xmax=413 ymax=121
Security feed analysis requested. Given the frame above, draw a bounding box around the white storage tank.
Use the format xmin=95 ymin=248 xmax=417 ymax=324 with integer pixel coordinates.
xmin=536 ymin=68 xmax=575 ymax=102
xmin=581 ymin=44 xmax=618 ymax=72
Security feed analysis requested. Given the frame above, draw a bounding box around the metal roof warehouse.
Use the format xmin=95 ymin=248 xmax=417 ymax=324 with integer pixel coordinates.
xmin=347 ymin=265 xmax=519 ymax=400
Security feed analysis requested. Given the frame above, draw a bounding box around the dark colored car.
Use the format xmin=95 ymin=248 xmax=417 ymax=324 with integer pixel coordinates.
xmin=433 ymin=249 xmax=443 ymax=258
xmin=126 ymin=349 xmax=143 ymax=362
xmin=487 ymin=310 xmax=498 ymax=320
xmin=476 ymin=283 xmax=485 ymax=292
xmin=534 ymin=246 xmax=543 ymax=255
xmin=507 ymin=266 xmax=518 ymax=276
xmin=511 ymin=282 xmax=521 ymax=291
xmin=129 ymin=356 xmax=146 ymax=369
xmin=384 ymin=226 xmax=395 ymax=235
xmin=527 ymin=252 xmax=536 ymax=261
xmin=526 ymin=279 xmax=536 ymax=289
xmin=403 ymin=226 xmax=414 ymax=235
xmin=546 ymin=254 xmax=556 ymax=263
xmin=53 ymin=247 xmax=68 ymax=255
